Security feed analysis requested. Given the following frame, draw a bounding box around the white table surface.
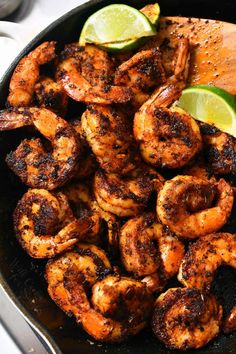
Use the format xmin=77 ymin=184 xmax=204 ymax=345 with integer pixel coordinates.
xmin=0 ymin=323 xmax=21 ymax=354
xmin=0 ymin=0 xmax=86 ymax=353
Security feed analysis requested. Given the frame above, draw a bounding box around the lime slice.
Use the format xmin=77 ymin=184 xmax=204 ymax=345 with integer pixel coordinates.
xmin=79 ymin=4 xmax=157 ymax=51
xmin=140 ymin=3 xmax=160 ymax=26
xmin=177 ymin=85 xmax=236 ymax=137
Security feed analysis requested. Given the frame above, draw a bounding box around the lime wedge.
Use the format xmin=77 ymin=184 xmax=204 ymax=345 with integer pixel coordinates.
xmin=140 ymin=3 xmax=160 ymax=26
xmin=79 ymin=4 xmax=157 ymax=51
xmin=177 ymin=85 xmax=236 ymax=137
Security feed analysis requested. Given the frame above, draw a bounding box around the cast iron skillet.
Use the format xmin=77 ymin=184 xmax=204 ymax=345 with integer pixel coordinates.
xmin=0 ymin=0 xmax=236 ymax=353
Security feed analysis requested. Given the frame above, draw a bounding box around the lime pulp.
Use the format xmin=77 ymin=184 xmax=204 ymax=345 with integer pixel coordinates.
xmin=177 ymin=85 xmax=236 ymax=137
xmin=79 ymin=4 xmax=157 ymax=51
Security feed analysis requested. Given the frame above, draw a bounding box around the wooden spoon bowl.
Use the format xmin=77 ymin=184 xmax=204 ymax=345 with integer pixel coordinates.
xmin=153 ymin=16 xmax=236 ymax=94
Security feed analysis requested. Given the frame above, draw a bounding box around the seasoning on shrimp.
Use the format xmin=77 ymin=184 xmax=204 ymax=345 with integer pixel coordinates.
xmin=179 ymin=232 xmax=236 ymax=288
xmin=157 ymin=175 xmax=233 ymax=238
xmin=114 ymin=47 xmax=166 ymax=110
xmin=94 ymin=166 xmax=164 ymax=217
xmin=46 ymin=244 xmax=153 ymax=342
xmin=7 ymin=41 xmax=56 ymax=107
xmin=81 ymin=104 xmax=137 ymax=175
xmin=56 ymin=44 xmax=132 ymax=104
xmin=152 ymin=287 xmax=222 ymax=350
xmin=200 ymin=122 xmax=236 ymax=175
xmin=0 ymin=107 xmax=80 ymax=190
xmin=119 ymin=212 xmax=184 ymax=292
xmin=133 ymin=39 xmax=202 ymax=169
xmin=35 ymin=76 xmax=68 ymax=116
xmin=178 ymin=232 xmax=236 ymax=334
xmin=14 ymin=189 xmax=94 ymax=258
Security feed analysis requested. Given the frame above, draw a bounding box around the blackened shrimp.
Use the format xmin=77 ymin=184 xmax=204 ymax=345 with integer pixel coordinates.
xmin=120 ymin=213 xmax=184 ymax=292
xmin=46 ymin=244 xmax=153 ymax=342
xmin=7 ymin=41 xmax=56 ymax=107
xmin=35 ymin=76 xmax=68 ymax=116
xmin=134 ymin=38 xmax=202 ymax=169
xmin=178 ymin=232 xmax=236 ymax=289
xmin=114 ymin=47 xmax=166 ymax=110
xmin=178 ymin=232 xmax=236 ymax=333
xmin=94 ymin=167 xmax=164 ymax=217
xmin=133 ymin=87 xmax=202 ymax=169
xmin=81 ymin=104 xmax=137 ymax=175
xmin=56 ymin=44 xmax=132 ymax=104
xmin=200 ymin=122 xmax=236 ymax=175
xmin=0 ymin=107 xmax=80 ymax=189
xmin=157 ymin=176 xmax=233 ymax=239
xmin=152 ymin=288 xmax=222 ymax=350
xmin=87 ymin=275 xmax=153 ymax=342
xmin=14 ymin=189 xmax=93 ymax=258
xmin=46 ymin=244 xmax=112 ymax=316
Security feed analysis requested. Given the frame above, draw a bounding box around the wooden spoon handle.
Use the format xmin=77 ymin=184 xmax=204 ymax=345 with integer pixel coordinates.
xmin=157 ymin=16 xmax=236 ymax=94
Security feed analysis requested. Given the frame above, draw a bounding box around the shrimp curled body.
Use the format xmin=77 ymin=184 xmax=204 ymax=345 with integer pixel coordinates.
xmin=114 ymin=47 xmax=166 ymax=110
xmin=152 ymin=287 xmax=222 ymax=350
xmin=57 ymin=44 xmax=132 ymax=104
xmin=0 ymin=107 xmax=80 ymax=189
xmin=7 ymin=41 xmax=56 ymax=107
xmin=14 ymin=189 xmax=93 ymax=258
xmin=178 ymin=232 xmax=236 ymax=333
xmin=133 ymin=38 xmax=202 ymax=169
xmin=200 ymin=123 xmax=236 ymax=175
xmin=46 ymin=244 xmax=153 ymax=342
xmin=120 ymin=213 xmax=184 ymax=292
xmin=157 ymin=175 xmax=233 ymax=239
xmin=134 ymin=92 xmax=202 ymax=169
xmin=94 ymin=167 xmax=164 ymax=217
xmin=81 ymin=104 xmax=137 ymax=174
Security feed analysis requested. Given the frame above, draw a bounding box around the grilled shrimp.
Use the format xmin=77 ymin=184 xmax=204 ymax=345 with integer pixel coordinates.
xmin=46 ymin=244 xmax=153 ymax=342
xmin=35 ymin=76 xmax=68 ymax=116
xmin=134 ymin=39 xmax=202 ymax=169
xmin=178 ymin=232 xmax=236 ymax=289
xmin=178 ymin=232 xmax=236 ymax=334
xmin=120 ymin=213 xmax=184 ymax=292
xmin=56 ymin=44 xmax=132 ymax=104
xmin=114 ymin=47 xmax=166 ymax=110
xmin=0 ymin=107 xmax=80 ymax=189
xmin=200 ymin=123 xmax=236 ymax=175
xmin=62 ymin=181 xmax=120 ymax=250
xmin=94 ymin=167 xmax=164 ymax=217
xmin=14 ymin=189 xmax=94 ymax=258
xmin=7 ymin=42 xmax=56 ymax=107
xmin=46 ymin=244 xmax=112 ymax=315
xmin=134 ymin=89 xmax=202 ymax=169
xmin=81 ymin=104 xmax=137 ymax=175
xmin=152 ymin=288 xmax=222 ymax=350
xmin=157 ymin=176 xmax=233 ymax=239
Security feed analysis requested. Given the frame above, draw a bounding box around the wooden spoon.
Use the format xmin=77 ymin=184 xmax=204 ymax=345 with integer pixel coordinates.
xmin=152 ymin=16 xmax=236 ymax=95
